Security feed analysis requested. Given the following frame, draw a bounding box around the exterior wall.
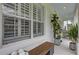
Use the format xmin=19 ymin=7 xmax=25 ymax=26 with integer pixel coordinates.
xmin=0 ymin=4 xmax=54 ymax=55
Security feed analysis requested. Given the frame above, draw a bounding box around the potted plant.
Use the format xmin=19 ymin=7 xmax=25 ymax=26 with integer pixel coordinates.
xmin=68 ymin=24 xmax=78 ymax=50
xmin=51 ymin=14 xmax=61 ymax=45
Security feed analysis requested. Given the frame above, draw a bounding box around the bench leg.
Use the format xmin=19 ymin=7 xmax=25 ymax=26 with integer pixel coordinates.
xmin=50 ymin=47 xmax=54 ymax=55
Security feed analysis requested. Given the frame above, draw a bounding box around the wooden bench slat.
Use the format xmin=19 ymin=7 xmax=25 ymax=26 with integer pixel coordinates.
xmin=28 ymin=42 xmax=54 ymax=55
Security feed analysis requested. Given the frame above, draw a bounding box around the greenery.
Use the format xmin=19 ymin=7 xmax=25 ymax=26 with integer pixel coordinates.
xmin=68 ymin=24 xmax=78 ymax=42
xmin=51 ymin=14 xmax=61 ymax=38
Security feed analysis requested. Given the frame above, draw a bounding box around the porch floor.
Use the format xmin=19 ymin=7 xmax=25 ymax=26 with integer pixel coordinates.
xmin=54 ymin=38 xmax=75 ymax=55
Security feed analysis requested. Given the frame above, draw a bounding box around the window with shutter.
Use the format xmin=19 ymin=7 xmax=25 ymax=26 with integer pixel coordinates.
xmin=21 ymin=19 xmax=31 ymax=37
xmin=2 ymin=3 xmax=44 ymax=45
xmin=33 ymin=4 xmax=44 ymax=37
xmin=2 ymin=3 xmax=31 ymax=45
xmin=3 ymin=15 xmax=18 ymax=44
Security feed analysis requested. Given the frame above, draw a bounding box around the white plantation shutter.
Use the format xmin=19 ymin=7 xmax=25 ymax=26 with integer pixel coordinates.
xmin=33 ymin=4 xmax=38 ymax=37
xmin=33 ymin=4 xmax=44 ymax=37
xmin=21 ymin=19 xmax=31 ymax=37
xmin=2 ymin=3 xmax=44 ymax=45
xmin=21 ymin=3 xmax=30 ymax=18
xmin=3 ymin=15 xmax=19 ymax=44
xmin=33 ymin=4 xmax=37 ymax=20
xmin=20 ymin=3 xmax=31 ymax=38
xmin=2 ymin=3 xmax=31 ymax=45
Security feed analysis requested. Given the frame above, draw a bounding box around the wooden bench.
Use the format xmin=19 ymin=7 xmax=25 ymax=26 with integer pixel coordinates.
xmin=28 ymin=42 xmax=54 ymax=55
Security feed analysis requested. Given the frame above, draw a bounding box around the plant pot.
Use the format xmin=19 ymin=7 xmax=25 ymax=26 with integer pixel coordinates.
xmin=54 ymin=39 xmax=61 ymax=46
xmin=69 ymin=42 xmax=76 ymax=50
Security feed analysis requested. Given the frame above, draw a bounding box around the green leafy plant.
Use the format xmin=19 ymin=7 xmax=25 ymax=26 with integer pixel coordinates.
xmin=51 ymin=14 xmax=61 ymax=38
xmin=68 ymin=24 xmax=78 ymax=42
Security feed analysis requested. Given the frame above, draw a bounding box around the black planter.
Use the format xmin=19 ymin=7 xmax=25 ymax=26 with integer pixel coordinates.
xmin=69 ymin=42 xmax=76 ymax=50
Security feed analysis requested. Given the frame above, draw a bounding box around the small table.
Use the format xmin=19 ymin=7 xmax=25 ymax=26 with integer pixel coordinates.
xmin=28 ymin=42 xmax=54 ymax=55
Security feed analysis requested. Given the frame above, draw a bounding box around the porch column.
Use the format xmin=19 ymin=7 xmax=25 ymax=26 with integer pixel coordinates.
xmin=76 ymin=4 xmax=79 ymax=55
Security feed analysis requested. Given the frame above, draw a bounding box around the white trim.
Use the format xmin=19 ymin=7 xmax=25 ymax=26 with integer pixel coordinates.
xmin=30 ymin=4 xmax=33 ymax=39
xmin=0 ymin=4 xmax=3 ymax=48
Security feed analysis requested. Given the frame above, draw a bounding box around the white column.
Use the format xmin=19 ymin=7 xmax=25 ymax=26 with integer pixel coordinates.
xmin=76 ymin=4 xmax=79 ymax=55
xmin=0 ymin=4 xmax=3 ymax=48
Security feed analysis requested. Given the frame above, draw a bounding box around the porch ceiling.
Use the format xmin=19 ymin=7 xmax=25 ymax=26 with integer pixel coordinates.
xmin=48 ymin=3 xmax=76 ymax=21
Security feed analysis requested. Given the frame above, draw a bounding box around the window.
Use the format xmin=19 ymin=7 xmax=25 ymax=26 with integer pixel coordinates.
xmin=20 ymin=3 xmax=31 ymax=38
xmin=3 ymin=15 xmax=18 ymax=44
xmin=2 ymin=3 xmax=44 ymax=45
xmin=33 ymin=4 xmax=44 ymax=37
xmin=38 ymin=7 xmax=41 ymax=21
xmin=2 ymin=3 xmax=31 ymax=45
xmin=21 ymin=19 xmax=31 ymax=37
xmin=33 ymin=4 xmax=37 ymax=20
xmin=3 ymin=3 xmax=15 ymax=15
xmin=21 ymin=3 xmax=30 ymax=18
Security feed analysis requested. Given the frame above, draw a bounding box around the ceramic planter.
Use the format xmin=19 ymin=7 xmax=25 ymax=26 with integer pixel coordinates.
xmin=69 ymin=42 xmax=76 ymax=50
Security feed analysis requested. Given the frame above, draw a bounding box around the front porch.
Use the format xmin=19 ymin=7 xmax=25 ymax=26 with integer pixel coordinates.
xmin=0 ymin=3 xmax=78 ymax=55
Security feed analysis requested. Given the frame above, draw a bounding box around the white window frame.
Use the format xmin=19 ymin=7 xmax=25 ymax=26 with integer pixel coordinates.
xmin=33 ymin=4 xmax=44 ymax=37
xmin=0 ymin=3 xmax=45 ymax=46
